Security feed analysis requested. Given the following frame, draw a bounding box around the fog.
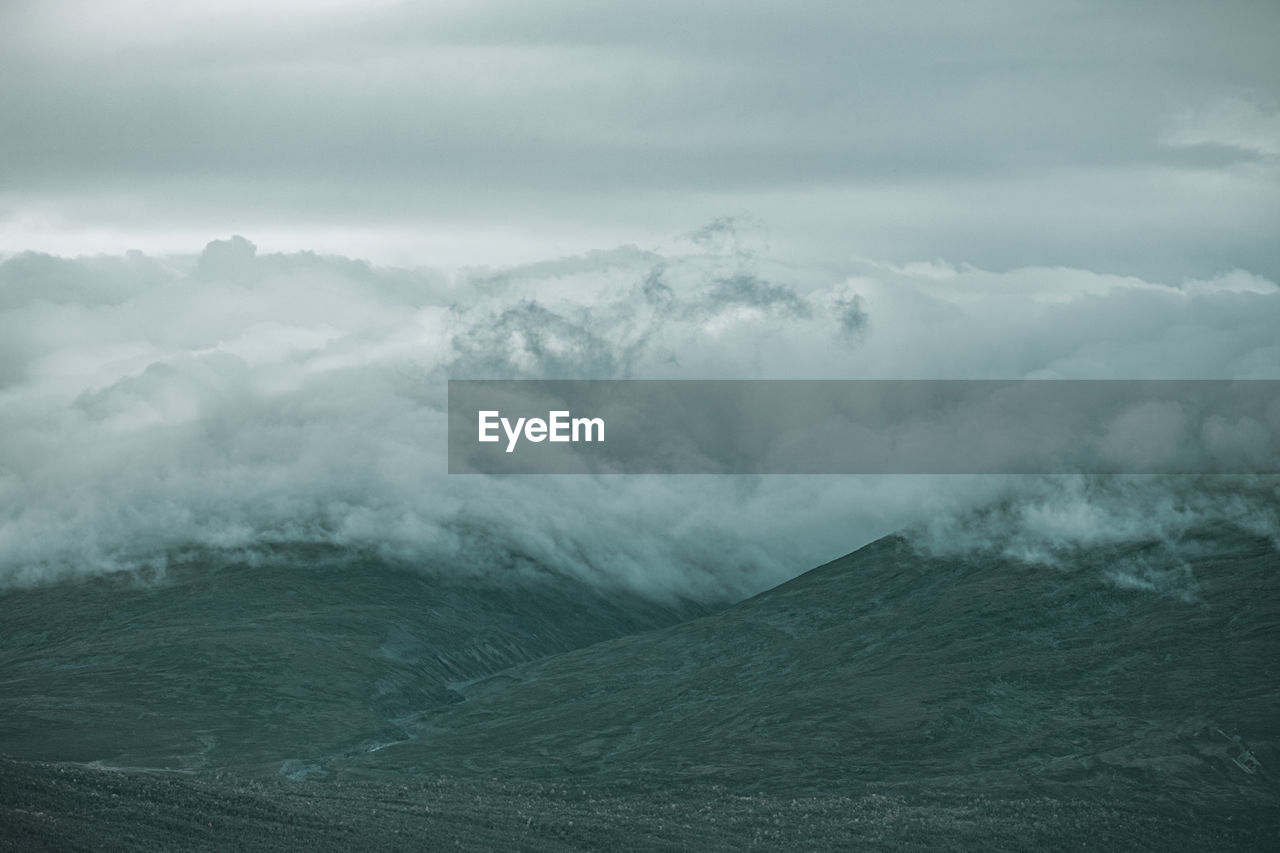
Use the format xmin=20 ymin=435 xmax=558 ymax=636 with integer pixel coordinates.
xmin=2 ymin=231 xmax=1276 ymax=596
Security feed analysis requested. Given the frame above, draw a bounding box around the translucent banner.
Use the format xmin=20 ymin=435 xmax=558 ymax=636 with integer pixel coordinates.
xmin=447 ymin=380 xmax=1280 ymax=474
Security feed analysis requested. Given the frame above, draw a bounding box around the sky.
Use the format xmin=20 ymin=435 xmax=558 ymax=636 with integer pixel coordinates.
xmin=1 ymin=2 xmax=1278 ymax=595
xmin=2 ymin=0 xmax=1278 ymax=277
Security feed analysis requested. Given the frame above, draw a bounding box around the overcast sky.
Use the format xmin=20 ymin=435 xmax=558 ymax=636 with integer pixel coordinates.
xmin=3 ymin=0 xmax=1278 ymax=277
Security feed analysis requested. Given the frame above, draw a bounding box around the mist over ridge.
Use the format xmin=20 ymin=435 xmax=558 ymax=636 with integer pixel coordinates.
xmin=1 ymin=228 xmax=1277 ymax=595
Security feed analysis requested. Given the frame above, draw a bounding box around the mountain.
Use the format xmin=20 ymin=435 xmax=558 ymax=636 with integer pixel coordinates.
xmin=346 ymin=527 xmax=1279 ymax=806
xmin=2 ymin=528 xmax=1277 ymax=850
xmin=0 ymin=545 xmax=711 ymax=776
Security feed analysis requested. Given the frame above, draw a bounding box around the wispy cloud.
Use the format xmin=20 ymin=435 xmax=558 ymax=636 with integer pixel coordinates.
xmin=1162 ymin=97 xmax=1280 ymax=161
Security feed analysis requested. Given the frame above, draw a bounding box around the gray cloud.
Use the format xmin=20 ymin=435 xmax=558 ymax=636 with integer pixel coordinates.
xmin=1 ymin=2 xmax=1277 ymax=278
xmin=0 ymin=234 xmax=1277 ymax=596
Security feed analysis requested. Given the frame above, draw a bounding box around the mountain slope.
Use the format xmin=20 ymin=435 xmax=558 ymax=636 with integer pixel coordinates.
xmin=0 ymin=546 xmax=712 ymax=775
xmin=352 ymin=528 xmax=1280 ymax=813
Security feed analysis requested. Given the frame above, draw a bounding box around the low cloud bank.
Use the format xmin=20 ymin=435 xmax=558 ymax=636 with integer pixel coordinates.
xmin=1 ymin=230 xmax=1277 ymax=596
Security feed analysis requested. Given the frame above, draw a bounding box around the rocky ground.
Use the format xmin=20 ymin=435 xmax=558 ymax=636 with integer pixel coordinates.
xmin=3 ymin=757 xmax=1273 ymax=852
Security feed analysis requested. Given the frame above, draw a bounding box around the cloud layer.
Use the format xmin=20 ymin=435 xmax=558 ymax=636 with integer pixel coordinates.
xmin=2 ymin=2 xmax=1277 ymax=278
xmin=1 ymin=231 xmax=1277 ymax=594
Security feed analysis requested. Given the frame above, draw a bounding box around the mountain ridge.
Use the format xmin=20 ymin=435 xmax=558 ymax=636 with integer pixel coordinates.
xmin=346 ymin=527 xmax=1279 ymax=811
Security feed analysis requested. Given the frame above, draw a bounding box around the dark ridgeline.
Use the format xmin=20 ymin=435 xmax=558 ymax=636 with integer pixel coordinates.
xmin=2 ymin=528 xmax=1277 ymax=850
